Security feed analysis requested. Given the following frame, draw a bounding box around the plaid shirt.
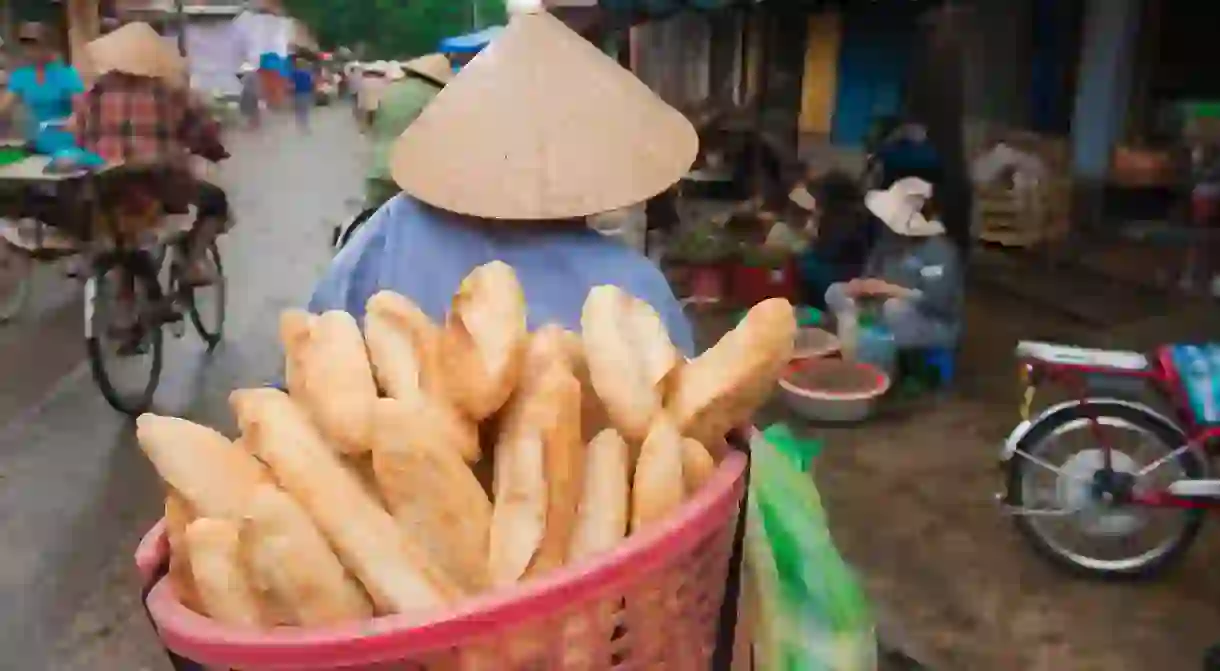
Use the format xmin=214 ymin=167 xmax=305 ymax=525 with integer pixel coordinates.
xmin=69 ymin=72 xmax=223 ymax=168
xmin=68 ymin=73 xmax=226 ymax=214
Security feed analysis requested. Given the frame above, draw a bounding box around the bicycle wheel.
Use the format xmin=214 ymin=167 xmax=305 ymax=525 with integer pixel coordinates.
xmin=0 ymin=249 xmax=31 ymax=323
xmin=1006 ymin=401 xmax=1205 ymax=580
xmin=185 ymin=243 xmax=226 ymax=350
xmin=85 ymin=252 xmax=164 ymax=416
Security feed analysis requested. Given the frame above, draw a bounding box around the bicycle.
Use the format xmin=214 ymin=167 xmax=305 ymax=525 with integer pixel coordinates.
xmin=82 ymin=168 xmax=227 ymax=416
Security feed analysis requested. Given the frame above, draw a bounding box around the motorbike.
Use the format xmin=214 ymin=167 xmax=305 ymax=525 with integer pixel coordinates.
xmin=998 ymin=340 xmax=1220 ymax=579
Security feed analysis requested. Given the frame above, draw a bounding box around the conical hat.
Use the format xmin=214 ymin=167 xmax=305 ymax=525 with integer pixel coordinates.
xmin=402 ymin=54 xmax=452 ymax=87
xmin=86 ymin=22 xmax=186 ymax=85
xmin=390 ymin=11 xmax=698 ymax=221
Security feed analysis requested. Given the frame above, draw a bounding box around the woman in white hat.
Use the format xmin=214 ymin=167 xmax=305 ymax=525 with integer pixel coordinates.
xmin=823 ymin=177 xmax=962 ymax=349
xmin=309 ymin=5 xmax=696 ymax=353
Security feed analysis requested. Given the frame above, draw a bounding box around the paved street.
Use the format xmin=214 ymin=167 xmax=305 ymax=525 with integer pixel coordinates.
xmin=0 ymin=107 xmax=364 ymax=669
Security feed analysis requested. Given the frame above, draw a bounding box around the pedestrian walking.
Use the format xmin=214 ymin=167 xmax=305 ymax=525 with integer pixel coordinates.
xmin=290 ymin=54 xmax=314 ymax=132
xmin=238 ymin=62 xmax=261 ymax=129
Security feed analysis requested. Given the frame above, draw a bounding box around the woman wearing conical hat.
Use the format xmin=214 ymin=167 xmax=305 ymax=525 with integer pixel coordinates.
xmin=362 ymin=54 xmax=452 ymax=211
xmin=309 ymin=4 xmax=697 ymax=353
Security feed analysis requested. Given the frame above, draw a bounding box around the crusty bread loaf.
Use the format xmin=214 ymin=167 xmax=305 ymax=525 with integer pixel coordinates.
xmin=440 ymin=261 xmax=528 ymax=420
xmin=230 ymin=388 xmax=460 ymax=615
xmin=581 ymin=284 xmax=681 ymax=444
xmin=666 ymin=298 xmax=795 ymax=448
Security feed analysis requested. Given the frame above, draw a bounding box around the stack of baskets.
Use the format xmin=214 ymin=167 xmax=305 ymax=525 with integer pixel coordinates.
xmin=967 ymin=122 xmax=1073 ymax=249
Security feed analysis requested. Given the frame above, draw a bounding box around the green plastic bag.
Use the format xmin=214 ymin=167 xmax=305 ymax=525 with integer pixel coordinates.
xmin=745 ymin=429 xmax=876 ymax=671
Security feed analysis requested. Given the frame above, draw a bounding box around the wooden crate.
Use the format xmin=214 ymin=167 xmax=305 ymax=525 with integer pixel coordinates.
xmin=973 ymin=179 xmax=1071 ymax=248
xmin=968 ymin=120 xmax=1074 ymax=248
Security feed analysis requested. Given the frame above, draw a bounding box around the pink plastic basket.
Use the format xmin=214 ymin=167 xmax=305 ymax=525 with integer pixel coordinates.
xmin=135 ymin=451 xmax=748 ymax=670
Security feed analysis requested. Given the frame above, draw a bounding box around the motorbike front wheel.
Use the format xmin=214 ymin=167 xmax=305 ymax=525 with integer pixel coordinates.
xmin=1006 ymin=401 xmax=1205 ymax=580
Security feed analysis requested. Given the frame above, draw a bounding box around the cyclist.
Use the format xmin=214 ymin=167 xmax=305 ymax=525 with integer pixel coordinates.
xmin=0 ymin=22 xmax=84 ymax=154
xmin=68 ymin=23 xmax=231 ymax=336
xmin=309 ymin=8 xmax=695 ymax=354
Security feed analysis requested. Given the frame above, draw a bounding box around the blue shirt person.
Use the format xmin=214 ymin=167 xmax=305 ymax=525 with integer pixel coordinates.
xmin=0 ymin=23 xmax=84 ymax=153
xmin=310 ymin=196 xmax=695 ymax=356
xmin=291 ymin=66 xmax=314 ymax=95
xmin=307 ymin=13 xmax=698 ymax=357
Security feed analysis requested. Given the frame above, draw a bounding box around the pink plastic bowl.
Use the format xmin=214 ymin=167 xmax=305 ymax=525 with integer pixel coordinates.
xmin=778 ymin=358 xmax=890 ymax=422
xmin=135 ymin=451 xmax=749 ymax=670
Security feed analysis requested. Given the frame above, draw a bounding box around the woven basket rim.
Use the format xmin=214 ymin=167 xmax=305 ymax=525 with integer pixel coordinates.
xmin=137 ymin=448 xmax=749 ymax=668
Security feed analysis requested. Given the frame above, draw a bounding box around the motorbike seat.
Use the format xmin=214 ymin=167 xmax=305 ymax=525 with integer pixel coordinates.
xmin=1016 ymin=340 xmax=1150 ymax=372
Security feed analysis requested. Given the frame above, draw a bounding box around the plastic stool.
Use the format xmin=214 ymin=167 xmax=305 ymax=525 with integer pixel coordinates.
xmin=922 ymin=346 xmax=956 ymax=386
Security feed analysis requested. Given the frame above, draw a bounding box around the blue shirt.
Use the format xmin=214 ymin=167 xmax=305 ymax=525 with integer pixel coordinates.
xmin=8 ymin=62 xmax=83 ymax=141
xmin=259 ymin=52 xmax=281 ymax=71
xmin=291 ymin=68 xmax=314 ymax=94
xmin=309 ymin=195 xmax=696 ymax=356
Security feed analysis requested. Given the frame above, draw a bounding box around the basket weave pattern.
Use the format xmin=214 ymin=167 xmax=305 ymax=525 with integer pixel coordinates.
xmin=137 ymin=455 xmax=748 ymax=671
xmin=454 ymin=517 xmax=737 ymax=670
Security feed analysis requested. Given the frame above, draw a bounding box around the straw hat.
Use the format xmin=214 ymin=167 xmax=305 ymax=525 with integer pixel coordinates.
xmin=385 ymin=63 xmax=406 ymax=80
xmin=390 ymin=10 xmax=697 ymax=221
xmin=863 ymin=177 xmax=944 ymax=237
xmin=402 ymin=53 xmax=452 ymax=87
xmin=86 ymin=22 xmax=186 ymax=85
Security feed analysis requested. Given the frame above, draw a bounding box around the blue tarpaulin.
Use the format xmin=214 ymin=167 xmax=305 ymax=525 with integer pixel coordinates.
xmin=438 ymin=26 xmax=505 ymax=54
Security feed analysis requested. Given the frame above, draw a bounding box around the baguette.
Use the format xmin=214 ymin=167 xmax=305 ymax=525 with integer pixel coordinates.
xmin=581 ymin=285 xmax=681 ymax=443
xmin=186 ymin=518 xmax=266 ymax=628
xmin=568 ymin=429 xmax=629 ymax=560
xmin=243 ymin=484 xmax=374 ymax=626
xmin=364 ymin=291 xmax=446 ymax=400
xmin=230 ymin=388 xmax=459 ymax=614
xmin=666 ymin=298 xmax=795 ymax=448
xmin=488 ymin=427 xmax=546 ymax=587
xmin=631 ymin=416 xmax=686 ymax=533
xmin=136 ymin=414 xmax=268 ymax=520
xmin=282 ymin=310 xmax=379 ymax=454
xmin=371 ymin=398 xmax=491 ymax=592
xmin=164 ymin=490 xmax=202 ymax=612
xmin=440 ymin=261 xmax=528 ymax=420
xmin=279 ymin=309 xmax=317 ymax=398
xmin=681 ymin=438 xmax=717 ymax=495
xmin=497 ymin=363 xmax=584 ymax=577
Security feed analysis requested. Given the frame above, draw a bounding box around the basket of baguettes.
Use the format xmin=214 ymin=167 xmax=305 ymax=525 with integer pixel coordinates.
xmin=134 ymin=260 xmax=796 ymax=670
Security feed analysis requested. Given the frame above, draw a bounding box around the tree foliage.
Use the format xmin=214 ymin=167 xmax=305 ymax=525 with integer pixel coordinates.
xmin=281 ymin=0 xmax=507 ymax=58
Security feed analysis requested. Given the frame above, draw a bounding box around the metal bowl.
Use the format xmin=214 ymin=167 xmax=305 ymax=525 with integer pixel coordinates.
xmin=778 ymin=358 xmax=890 ymax=423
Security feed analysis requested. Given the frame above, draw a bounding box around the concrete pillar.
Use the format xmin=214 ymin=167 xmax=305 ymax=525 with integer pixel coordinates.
xmin=1070 ymin=0 xmax=1141 ymax=181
